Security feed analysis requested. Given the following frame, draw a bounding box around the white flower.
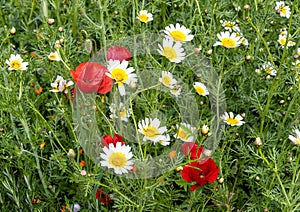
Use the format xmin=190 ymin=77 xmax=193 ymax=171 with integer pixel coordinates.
xmin=262 ymin=62 xmax=277 ymax=76
xmin=158 ymin=37 xmax=186 ymax=63
xmin=6 ymin=54 xmax=29 ymax=70
xmin=137 ymin=10 xmax=153 ymax=23
xmin=50 ymin=75 xmax=74 ymax=94
xmin=109 ymin=102 xmax=132 ymax=122
xmin=288 ymin=129 xmax=300 ymax=145
xmin=170 ymin=85 xmax=182 ymax=97
xmin=158 ymin=134 xmax=171 ymax=146
xmin=48 ymin=51 xmax=60 ymax=61
xmin=297 ymin=47 xmax=300 ymax=55
xmin=176 ymin=123 xmax=196 ymax=142
xmin=159 ymin=71 xmax=177 ymax=88
xmin=100 ymin=142 xmax=134 ymax=174
xmin=106 ymin=60 xmax=137 ymax=96
xmin=213 ymin=31 xmax=242 ymax=48
xmin=221 ymin=112 xmax=245 ymax=126
xmin=292 ymin=60 xmax=300 ymax=69
xmin=164 ymin=23 xmax=194 ymax=42
xmin=138 ymin=118 xmax=167 ymax=142
xmin=193 ymin=82 xmax=209 ymax=96
xmin=275 ymin=1 xmax=291 ymax=19
xmin=220 ymin=20 xmax=240 ymax=32
xmin=278 ymin=33 xmax=295 ymax=49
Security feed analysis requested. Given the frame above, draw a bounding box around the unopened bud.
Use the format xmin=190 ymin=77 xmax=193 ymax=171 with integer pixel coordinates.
xmin=245 ymin=55 xmax=251 ymax=61
xmin=47 ymin=18 xmax=55 ymax=25
xmin=206 ymin=49 xmax=213 ymax=56
xmin=218 ymin=177 xmax=224 ymax=184
xmin=84 ymin=39 xmax=93 ymax=54
xmin=67 ymin=149 xmax=76 ymax=160
xmin=253 ymin=137 xmax=263 ymax=147
xmin=10 ymin=27 xmax=16 ymax=34
xmin=201 ymin=125 xmax=209 ymax=136
xmin=244 ymin=4 xmax=250 ymax=10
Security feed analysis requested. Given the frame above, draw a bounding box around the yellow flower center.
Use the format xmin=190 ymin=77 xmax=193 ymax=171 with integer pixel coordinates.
xmin=297 ymin=63 xmax=300 ymax=68
xmin=162 ymin=76 xmax=171 ymax=86
xmin=162 ymin=47 xmax=177 ymax=60
xmin=170 ymin=30 xmax=187 ymax=42
xmin=279 ymin=37 xmax=286 ymax=45
xmin=177 ymin=128 xmax=189 ymax=140
xmin=225 ymin=22 xmax=234 ymax=28
xmin=226 ymin=117 xmax=239 ymax=125
xmin=221 ymin=38 xmax=237 ymax=48
xmin=142 ymin=126 xmax=159 ymax=138
xmin=280 ymin=6 xmax=287 ymax=15
xmin=295 ymin=138 xmax=300 ymax=145
xmin=111 ymin=68 xmax=128 ymax=85
xmin=266 ymin=67 xmax=272 ymax=74
xmin=119 ymin=108 xmax=127 ymax=118
xmin=10 ymin=60 xmax=22 ymax=70
xmin=108 ymin=152 xmax=127 ymax=168
xmin=139 ymin=14 xmax=149 ymax=22
xmin=195 ymin=85 xmax=205 ymax=95
xmin=49 ymin=54 xmax=58 ymax=61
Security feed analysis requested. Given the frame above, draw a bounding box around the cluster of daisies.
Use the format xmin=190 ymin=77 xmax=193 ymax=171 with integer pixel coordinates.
xmin=278 ymin=29 xmax=296 ymax=49
xmin=214 ymin=20 xmax=248 ymax=49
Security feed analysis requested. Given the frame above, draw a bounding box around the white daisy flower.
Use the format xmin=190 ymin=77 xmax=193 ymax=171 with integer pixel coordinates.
xmin=158 ymin=37 xmax=186 ymax=63
xmin=278 ymin=34 xmax=295 ymax=49
xmin=170 ymin=85 xmax=182 ymax=97
xmin=288 ymin=129 xmax=300 ymax=145
xmin=6 ymin=54 xmax=29 ymax=71
xmin=193 ymin=82 xmax=209 ymax=96
xmin=221 ymin=112 xmax=245 ymax=126
xmin=297 ymin=47 xmax=300 ymax=55
xmin=106 ymin=60 xmax=137 ymax=96
xmin=262 ymin=62 xmax=277 ymax=76
xmin=275 ymin=1 xmax=291 ymax=19
xmin=164 ymin=23 xmax=194 ymax=42
xmin=50 ymin=75 xmax=74 ymax=94
xmin=137 ymin=10 xmax=153 ymax=23
xmin=255 ymin=68 xmax=262 ymax=75
xmin=159 ymin=71 xmax=177 ymax=88
xmin=109 ymin=102 xmax=132 ymax=122
xmin=239 ymin=37 xmax=249 ymax=46
xmin=138 ymin=118 xmax=167 ymax=142
xmin=220 ymin=20 xmax=240 ymax=32
xmin=158 ymin=134 xmax=171 ymax=146
xmin=176 ymin=123 xmax=196 ymax=142
xmin=100 ymin=142 xmax=134 ymax=174
xmin=292 ymin=60 xmax=300 ymax=69
xmin=48 ymin=51 xmax=60 ymax=61
xmin=213 ymin=31 xmax=242 ymax=48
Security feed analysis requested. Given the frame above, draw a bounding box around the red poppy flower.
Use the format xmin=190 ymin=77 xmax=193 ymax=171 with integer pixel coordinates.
xmin=106 ymin=46 xmax=131 ymax=62
xmin=96 ymin=188 xmax=113 ymax=205
xmin=70 ymin=62 xmax=113 ymax=94
xmin=180 ymin=142 xmax=204 ymax=160
xmin=181 ymin=158 xmax=220 ymax=191
xmin=101 ymin=134 xmax=126 ymax=147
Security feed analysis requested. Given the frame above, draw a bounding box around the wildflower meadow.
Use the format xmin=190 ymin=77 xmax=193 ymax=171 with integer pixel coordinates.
xmin=1 ymin=0 xmax=300 ymax=211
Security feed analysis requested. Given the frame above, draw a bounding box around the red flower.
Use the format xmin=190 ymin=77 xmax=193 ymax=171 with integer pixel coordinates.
xmin=96 ymin=188 xmax=113 ymax=205
xmin=106 ymin=46 xmax=131 ymax=62
xmin=181 ymin=158 xmax=220 ymax=191
xmin=180 ymin=142 xmax=204 ymax=160
xmin=70 ymin=62 xmax=113 ymax=94
xmin=101 ymin=134 xmax=126 ymax=147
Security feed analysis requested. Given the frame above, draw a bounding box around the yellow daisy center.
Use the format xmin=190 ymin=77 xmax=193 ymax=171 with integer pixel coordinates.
xmin=177 ymin=128 xmax=189 ymax=140
xmin=162 ymin=47 xmax=177 ymax=60
xmin=108 ymin=152 xmax=127 ymax=168
xmin=297 ymin=63 xmax=300 ymax=68
xmin=111 ymin=68 xmax=128 ymax=85
xmin=280 ymin=6 xmax=287 ymax=15
xmin=279 ymin=38 xmax=286 ymax=45
xmin=10 ymin=60 xmax=22 ymax=69
xmin=266 ymin=67 xmax=272 ymax=74
xmin=221 ymin=38 xmax=237 ymax=48
xmin=139 ymin=14 xmax=149 ymax=22
xmin=49 ymin=54 xmax=58 ymax=60
xmin=162 ymin=76 xmax=171 ymax=86
xmin=119 ymin=108 xmax=127 ymax=118
xmin=295 ymin=138 xmax=300 ymax=145
xmin=226 ymin=117 xmax=239 ymax=125
xmin=142 ymin=126 xmax=159 ymax=138
xmin=225 ymin=22 xmax=234 ymax=28
xmin=170 ymin=30 xmax=187 ymax=42
xmin=195 ymin=85 xmax=205 ymax=95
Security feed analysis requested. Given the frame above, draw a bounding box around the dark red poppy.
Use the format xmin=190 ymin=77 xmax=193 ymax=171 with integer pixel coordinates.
xmin=180 ymin=142 xmax=204 ymax=160
xmin=101 ymin=134 xmax=126 ymax=147
xmin=106 ymin=46 xmax=131 ymax=62
xmin=96 ymin=188 xmax=113 ymax=205
xmin=181 ymin=158 xmax=220 ymax=191
xmin=70 ymin=62 xmax=113 ymax=94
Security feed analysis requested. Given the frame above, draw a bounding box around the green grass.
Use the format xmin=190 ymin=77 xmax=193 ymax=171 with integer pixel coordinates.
xmin=0 ymin=0 xmax=300 ymax=211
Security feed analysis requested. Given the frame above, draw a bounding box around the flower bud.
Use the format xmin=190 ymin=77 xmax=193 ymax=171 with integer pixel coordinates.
xmin=244 ymin=4 xmax=250 ymax=10
xmin=10 ymin=27 xmax=16 ymax=34
xmin=175 ymin=166 xmax=183 ymax=172
xmin=218 ymin=177 xmax=224 ymax=184
xmin=67 ymin=149 xmax=76 ymax=160
xmin=201 ymin=125 xmax=209 ymax=136
xmin=253 ymin=137 xmax=263 ymax=147
xmin=47 ymin=18 xmax=55 ymax=25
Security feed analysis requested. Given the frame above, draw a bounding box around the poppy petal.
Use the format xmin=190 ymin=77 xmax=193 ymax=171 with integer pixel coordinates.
xmin=106 ymin=46 xmax=131 ymax=62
